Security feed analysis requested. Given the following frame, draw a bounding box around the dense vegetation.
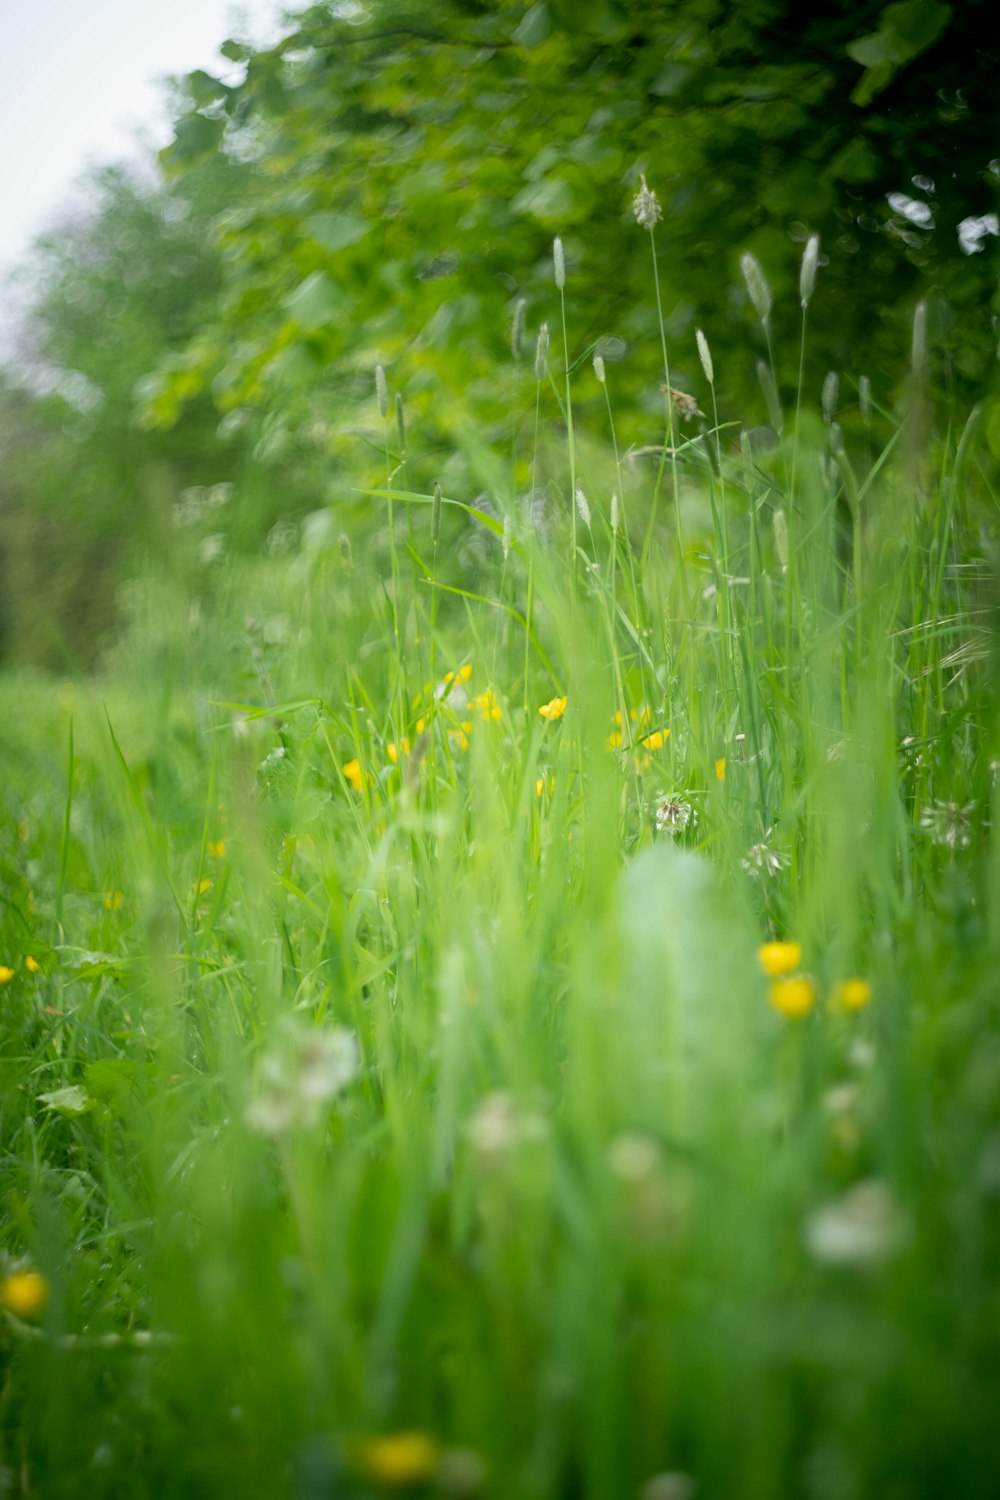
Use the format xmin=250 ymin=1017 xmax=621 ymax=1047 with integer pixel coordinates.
xmin=2 ymin=3 xmax=1000 ymax=1496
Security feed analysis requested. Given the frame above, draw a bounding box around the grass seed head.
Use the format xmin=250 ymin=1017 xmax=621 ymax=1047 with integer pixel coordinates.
xmin=511 ymin=296 xmax=526 ymax=360
xmin=632 ymin=173 xmax=662 ymax=230
xmin=799 ymin=233 xmax=820 ymax=307
xmin=695 ymin=327 xmax=714 ymax=385
xmin=534 ymin=322 xmax=550 ymax=381
xmin=375 ymin=363 xmax=388 ymax=418
xmin=741 ymin=251 xmax=772 ymax=323
xmin=553 ymin=236 xmax=566 ymax=290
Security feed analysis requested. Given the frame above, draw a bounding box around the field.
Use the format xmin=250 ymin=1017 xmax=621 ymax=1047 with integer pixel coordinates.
xmin=2 ymin=229 xmax=1000 ymax=1499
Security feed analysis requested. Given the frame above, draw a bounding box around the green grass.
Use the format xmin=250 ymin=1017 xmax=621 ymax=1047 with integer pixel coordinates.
xmin=2 ymin=239 xmax=1000 ymax=1500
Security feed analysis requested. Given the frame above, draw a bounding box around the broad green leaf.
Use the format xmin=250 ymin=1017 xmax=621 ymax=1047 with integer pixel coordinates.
xmin=38 ymin=1085 xmax=91 ymax=1116
xmin=305 ymin=212 xmax=372 ymax=253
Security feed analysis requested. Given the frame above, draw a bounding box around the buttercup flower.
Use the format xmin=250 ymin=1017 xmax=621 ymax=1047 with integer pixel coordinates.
xmin=0 ymin=966 xmax=14 ymax=984
xmin=758 ymin=941 xmax=802 ymax=977
xmin=470 ymin=690 xmax=501 ymax=722
xmin=769 ymin=976 xmax=816 ymax=1019
xmin=342 ymin=758 xmax=369 ymax=792
xmin=538 ymin=696 xmax=567 ymax=721
xmin=354 ymin=1431 xmax=440 ymax=1488
xmin=1 ymin=1270 xmax=49 ymax=1319
xmin=833 ymin=977 xmax=873 ymax=1012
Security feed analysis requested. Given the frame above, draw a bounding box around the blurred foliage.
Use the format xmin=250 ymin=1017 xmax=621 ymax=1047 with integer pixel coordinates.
xmin=1 ymin=0 xmax=998 ymax=667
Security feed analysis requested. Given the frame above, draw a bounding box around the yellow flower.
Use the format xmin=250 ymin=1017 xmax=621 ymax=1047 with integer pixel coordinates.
xmin=641 ymin=728 xmax=669 ymax=751
xmin=1 ymin=1270 xmax=49 ymax=1319
xmin=386 ymin=738 xmax=411 ymax=765
xmin=444 ymin=664 xmax=473 ymax=684
xmin=355 ymin=1431 xmax=440 ymax=1488
xmin=448 ymin=729 xmax=470 ymax=751
xmin=197 ymin=878 xmax=213 ymax=895
xmin=471 ymin=690 xmax=501 ymax=721
xmin=715 ymin=758 xmax=726 ymax=781
xmin=769 ymin=976 xmax=816 ymax=1019
xmin=535 ymin=775 xmax=555 ymax=796
xmin=103 ymin=891 xmax=124 ymax=912
xmin=342 ymin=759 xmax=369 ymax=792
xmin=758 ymin=940 xmax=802 ymax=977
xmin=0 ymin=966 xmax=15 ymax=984
xmin=25 ymin=956 xmax=40 ymax=974
xmin=833 ymin=977 xmax=873 ymax=1012
xmin=606 ymin=731 xmax=623 ymax=749
xmin=538 ymin=696 xmax=567 ymax=721
xmin=207 ymin=840 xmax=226 ymax=859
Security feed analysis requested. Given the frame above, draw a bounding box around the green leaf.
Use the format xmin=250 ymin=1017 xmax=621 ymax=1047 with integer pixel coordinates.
xmin=283 ymin=272 xmax=347 ymax=330
xmin=305 ymin=212 xmax=372 ymax=253
xmin=38 ymin=1085 xmax=91 ymax=1116
xmin=847 ymin=1 xmax=952 ymax=103
xmin=83 ymin=1059 xmax=137 ymax=1118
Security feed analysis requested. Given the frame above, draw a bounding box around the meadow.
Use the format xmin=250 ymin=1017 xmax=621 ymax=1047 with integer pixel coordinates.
xmin=2 ymin=210 xmax=1000 ymax=1499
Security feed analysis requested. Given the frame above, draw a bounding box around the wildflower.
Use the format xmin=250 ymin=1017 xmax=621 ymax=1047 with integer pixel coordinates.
xmin=606 ymin=731 xmax=624 ymax=749
xmin=715 ymin=759 xmax=726 ymax=782
xmin=608 ymin=1133 xmax=661 ymax=1185
xmin=470 ymin=690 xmax=501 ymax=722
xmin=660 ymin=386 xmax=704 ymax=423
xmin=640 ymin=1474 xmax=697 ymax=1500
xmin=437 ymin=1447 xmax=488 ymax=1498
xmin=207 ymin=840 xmax=226 ymax=859
xmin=653 ymin=794 xmax=694 ymax=836
xmin=535 ymin=775 xmax=555 ymax=797
xmin=632 ymin=173 xmax=662 ymax=231
xmin=833 ymin=977 xmax=873 ymax=1013
xmin=342 ymin=759 xmax=369 ymax=792
xmin=920 ymin=799 xmax=975 ymax=849
xmin=1 ymin=1270 xmax=49 ymax=1319
xmin=387 ymin=739 xmax=411 ymax=765
xmin=758 ymin=941 xmax=802 ymax=977
xmin=804 ymin=1179 xmax=909 ymax=1267
xmin=448 ymin=728 xmax=470 ymax=752
xmin=103 ymin=891 xmax=124 ymax=912
xmin=0 ymin=967 xmax=14 ymax=984
xmin=538 ymin=696 xmax=567 ymax=721
xmin=742 ymin=838 xmax=787 ymax=877
xmin=26 ymin=956 xmax=40 ymax=973
xmin=466 ymin=1091 xmax=547 ymax=1159
xmin=641 ymin=729 xmax=668 ymax=751
xmin=246 ymin=1021 xmax=360 ymax=1135
xmin=355 ymin=1431 xmax=441 ymax=1489
xmin=196 ymin=878 xmax=213 ymax=895
xmin=769 ymin=976 xmax=816 ymax=1019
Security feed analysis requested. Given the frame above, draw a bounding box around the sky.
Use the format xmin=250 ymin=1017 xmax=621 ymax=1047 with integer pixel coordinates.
xmin=0 ymin=0 xmax=284 ymax=276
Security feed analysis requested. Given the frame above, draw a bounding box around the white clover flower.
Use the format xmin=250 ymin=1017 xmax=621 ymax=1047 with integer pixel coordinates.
xmin=920 ymin=799 xmax=976 ymax=849
xmin=246 ymin=1020 xmax=359 ymax=1135
xmin=804 ymin=1179 xmax=909 ymax=1268
xmin=741 ymin=835 xmax=788 ymax=877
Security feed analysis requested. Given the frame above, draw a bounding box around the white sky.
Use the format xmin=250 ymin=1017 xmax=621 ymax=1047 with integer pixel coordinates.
xmin=0 ymin=0 xmax=284 ymax=275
